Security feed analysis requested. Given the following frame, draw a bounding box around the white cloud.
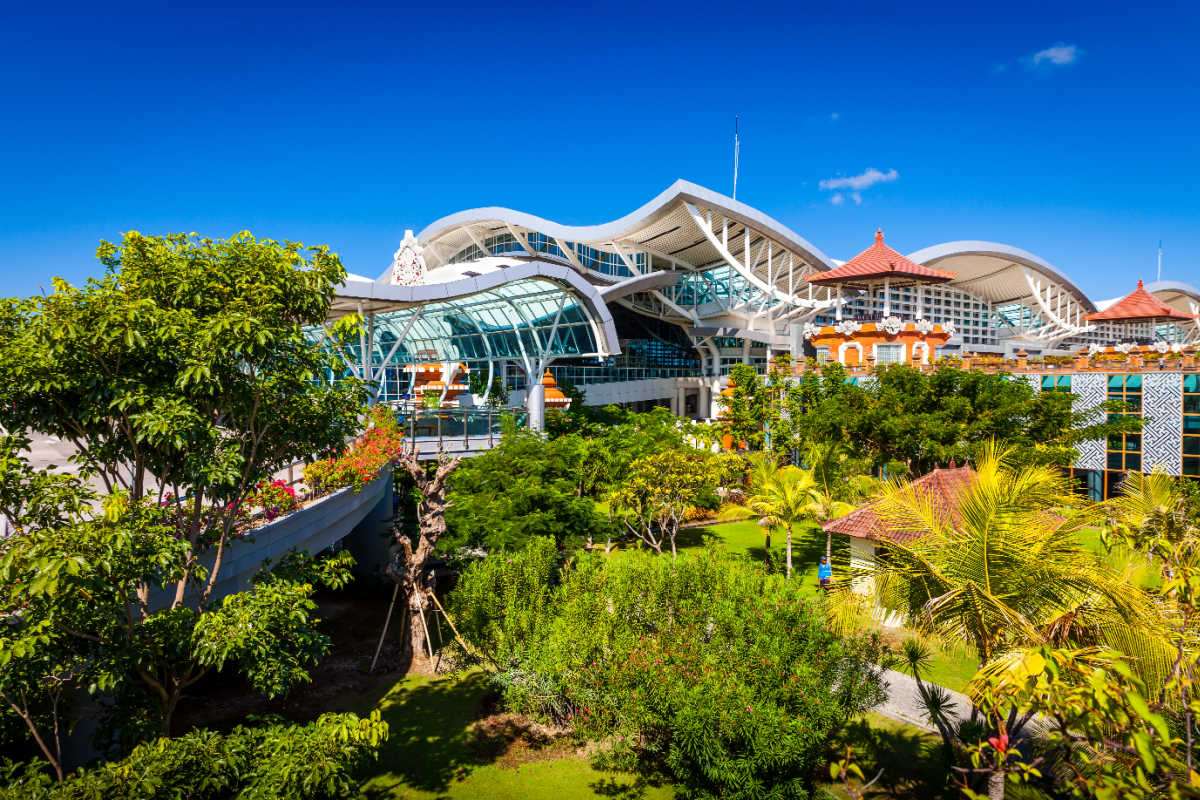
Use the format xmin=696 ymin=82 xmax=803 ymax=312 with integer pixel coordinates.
xmin=830 ymin=193 xmax=844 ymax=206
xmin=850 ymin=192 xmax=863 ymax=205
xmin=1026 ymin=42 xmax=1082 ymax=67
xmin=819 ymin=168 xmax=898 ymax=193
xmin=829 ymin=112 xmax=840 ymax=121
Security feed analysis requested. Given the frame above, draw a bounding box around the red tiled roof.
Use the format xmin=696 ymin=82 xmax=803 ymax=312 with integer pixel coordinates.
xmin=1085 ymin=280 xmax=1195 ymax=322
xmin=820 ymin=464 xmax=976 ymax=544
xmin=808 ymin=229 xmax=957 ymax=287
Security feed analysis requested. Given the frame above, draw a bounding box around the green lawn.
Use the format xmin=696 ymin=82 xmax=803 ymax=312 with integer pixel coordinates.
xmin=355 ymin=672 xmax=672 ymax=799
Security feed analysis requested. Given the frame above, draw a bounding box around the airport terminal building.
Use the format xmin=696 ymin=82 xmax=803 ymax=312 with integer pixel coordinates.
xmin=323 ymin=180 xmax=1200 ymax=493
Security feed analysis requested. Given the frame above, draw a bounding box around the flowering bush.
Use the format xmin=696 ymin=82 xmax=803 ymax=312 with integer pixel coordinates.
xmin=249 ymin=479 xmax=298 ymax=521
xmin=303 ymin=406 xmax=406 ymax=497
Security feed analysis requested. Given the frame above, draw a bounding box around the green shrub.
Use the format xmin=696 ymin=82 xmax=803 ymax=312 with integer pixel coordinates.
xmin=1 ymin=712 xmax=387 ymax=800
xmin=451 ymin=542 xmax=886 ymax=799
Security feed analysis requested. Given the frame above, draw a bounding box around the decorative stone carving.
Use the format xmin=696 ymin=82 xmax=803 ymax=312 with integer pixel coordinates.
xmin=802 ymin=322 xmax=820 ymax=340
xmin=1115 ymin=342 xmax=1134 ymax=354
xmin=942 ymin=322 xmax=957 ymax=338
xmin=1088 ymin=343 xmax=1103 ymax=356
xmin=880 ymin=316 xmax=903 ymax=336
xmin=914 ymin=318 xmax=935 ymax=335
xmin=834 ymin=320 xmax=862 ymax=337
xmin=1154 ymin=340 xmax=1171 ymax=354
xmin=1172 ymin=342 xmax=1185 ymax=353
xmin=389 ymin=229 xmax=427 ymax=286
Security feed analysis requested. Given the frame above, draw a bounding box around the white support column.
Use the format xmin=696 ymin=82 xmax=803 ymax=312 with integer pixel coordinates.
xmin=883 ymin=277 xmax=891 ymax=317
xmin=527 ymin=380 xmax=545 ymax=432
xmin=676 ymin=384 xmax=687 ymax=418
xmin=836 ymin=286 xmax=843 ymax=321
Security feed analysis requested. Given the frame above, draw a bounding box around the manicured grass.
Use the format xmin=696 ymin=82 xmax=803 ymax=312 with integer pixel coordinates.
xmin=355 ymin=672 xmax=672 ymax=799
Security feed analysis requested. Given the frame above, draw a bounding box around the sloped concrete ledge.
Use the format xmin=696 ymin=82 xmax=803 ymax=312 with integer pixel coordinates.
xmin=151 ymin=471 xmax=393 ymax=609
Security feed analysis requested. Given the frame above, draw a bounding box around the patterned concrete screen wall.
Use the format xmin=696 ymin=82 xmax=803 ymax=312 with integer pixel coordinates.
xmin=1143 ymin=372 xmax=1184 ymax=474
xmin=1072 ymin=372 xmax=1107 ymax=471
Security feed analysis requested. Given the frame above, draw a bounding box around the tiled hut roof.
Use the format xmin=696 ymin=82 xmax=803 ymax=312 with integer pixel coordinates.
xmin=1086 ymin=280 xmax=1195 ymax=322
xmin=820 ymin=464 xmax=976 ymax=544
xmin=808 ymin=229 xmax=957 ymax=287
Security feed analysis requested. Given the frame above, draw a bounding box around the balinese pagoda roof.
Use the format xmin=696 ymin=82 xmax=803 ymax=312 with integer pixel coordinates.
xmin=820 ymin=464 xmax=976 ymax=544
xmin=808 ymin=229 xmax=957 ymax=288
xmin=1085 ymin=280 xmax=1195 ymax=323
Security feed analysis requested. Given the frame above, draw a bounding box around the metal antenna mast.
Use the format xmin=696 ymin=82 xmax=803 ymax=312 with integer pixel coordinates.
xmin=733 ymin=116 xmax=740 ymax=200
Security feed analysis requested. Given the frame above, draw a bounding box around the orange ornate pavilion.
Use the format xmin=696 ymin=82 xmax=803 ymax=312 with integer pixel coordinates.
xmin=404 ymin=362 xmax=470 ymax=407
xmin=541 ymin=370 xmax=572 ymax=411
xmin=803 ymin=230 xmax=957 ymax=367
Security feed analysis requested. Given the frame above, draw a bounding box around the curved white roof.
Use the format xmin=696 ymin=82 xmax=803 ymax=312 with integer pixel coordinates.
xmin=906 ymin=241 xmax=1096 ymax=311
xmin=417 ymin=179 xmax=835 ymax=272
xmin=1145 ymin=280 xmax=1200 ymax=314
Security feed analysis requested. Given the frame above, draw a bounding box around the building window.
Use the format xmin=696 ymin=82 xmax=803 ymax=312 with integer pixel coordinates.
xmin=1107 ymin=374 xmax=1142 ymax=472
xmin=875 ymin=344 xmax=904 ymax=365
xmin=1185 ymin=375 xmax=1200 ymax=477
xmin=1041 ymin=375 xmax=1071 ymax=392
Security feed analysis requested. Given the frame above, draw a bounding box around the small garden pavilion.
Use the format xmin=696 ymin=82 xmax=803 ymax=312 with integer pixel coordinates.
xmin=804 ymin=230 xmax=958 ymax=366
xmin=821 ymin=462 xmax=976 ymax=602
xmin=1085 ymin=279 xmax=1198 ymax=348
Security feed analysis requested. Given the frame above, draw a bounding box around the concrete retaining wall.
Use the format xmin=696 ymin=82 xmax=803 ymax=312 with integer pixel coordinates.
xmin=151 ymin=471 xmax=394 ymax=609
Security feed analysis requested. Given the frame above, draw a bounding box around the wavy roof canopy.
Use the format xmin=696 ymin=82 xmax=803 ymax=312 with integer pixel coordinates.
xmin=906 ymin=241 xmax=1095 ymax=310
xmin=1145 ymin=280 xmax=1200 ymax=315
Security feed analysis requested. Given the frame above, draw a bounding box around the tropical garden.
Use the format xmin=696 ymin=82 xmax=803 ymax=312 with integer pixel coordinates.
xmin=0 ymin=232 xmax=1197 ymax=799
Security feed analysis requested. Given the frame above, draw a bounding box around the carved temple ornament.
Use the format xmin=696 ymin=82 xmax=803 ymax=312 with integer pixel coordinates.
xmin=879 ymin=316 xmax=903 ymax=336
xmin=1154 ymin=341 xmax=1172 ymax=354
xmin=1172 ymin=342 xmax=1185 ymax=353
xmin=914 ymin=318 xmax=935 ymax=335
xmin=834 ymin=320 xmax=862 ymax=337
xmin=942 ymin=322 xmax=958 ymax=338
xmin=1088 ymin=343 xmax=1104 ymax=356
xmin=802 ymin=322 xmax=821 ymax=340
xmin=390 ymin=229 xmax=427 ymax=286
xmin=1115 ymin=342 xmax=1134 ymax=354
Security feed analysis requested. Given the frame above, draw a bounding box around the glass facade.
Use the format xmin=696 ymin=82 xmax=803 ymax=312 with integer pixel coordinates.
xmin=1107 ymin=374 xmax=1142 ymax=472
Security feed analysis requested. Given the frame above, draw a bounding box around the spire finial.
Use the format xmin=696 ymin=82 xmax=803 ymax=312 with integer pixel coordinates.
xmin=1137 ymin=279 xmax=1144 ymax=289
xmin=875 ymin=228 xmax=884 ymax=244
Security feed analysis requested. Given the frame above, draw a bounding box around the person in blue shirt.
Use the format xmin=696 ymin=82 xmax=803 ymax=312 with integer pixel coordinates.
xmin=817 ymin=556 xmax=833 ymax=590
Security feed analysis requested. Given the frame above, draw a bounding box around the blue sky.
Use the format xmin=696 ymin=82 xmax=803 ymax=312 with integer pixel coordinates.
xmin=1 ymin=0 xmax=1197 ymax=301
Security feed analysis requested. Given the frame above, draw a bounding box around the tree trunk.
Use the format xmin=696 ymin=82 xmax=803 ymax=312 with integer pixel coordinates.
xmin=826 ymin=529 xmax=832 ymax=560
xmin=785 ymin=524 xmax=793 ymax=579
xmin=987 ymin=769 xmax=1005 ymax=800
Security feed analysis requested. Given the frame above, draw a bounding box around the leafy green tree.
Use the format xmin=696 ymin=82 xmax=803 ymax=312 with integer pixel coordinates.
xmin=0 ymin=231 xmax=368 ymax=767
xmin=784 ymin=364 xmax=1139 ymax=474
xmin=0 ymin=231 xmax=365 ymax=607
xmin=609 ymin=449 xmax=712 ymax=559
xmin=444 ymin=425 xmax=609 ymax=553
xmin=0 ymin=508 xmax=354 ymax=761
xmin=450 ymin=542 xmax=887 ymax=800
xmin=719 ymin=363 xmax=766 ymax=450
xmin=0 ymin=711 xmax=388 ymax=800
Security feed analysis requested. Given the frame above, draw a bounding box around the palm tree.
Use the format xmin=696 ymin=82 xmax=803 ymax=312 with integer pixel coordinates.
xmin=730 ymin=465 xmax=819 ymax=579
xmin=848 ymin=443 xmax=1165 ymax=799
xmin=865 ymin=443 xmax=1161 ymax=669
xmin=802 ymin=441 xmax=863 ymax=559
